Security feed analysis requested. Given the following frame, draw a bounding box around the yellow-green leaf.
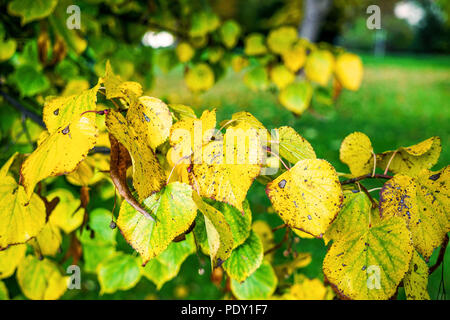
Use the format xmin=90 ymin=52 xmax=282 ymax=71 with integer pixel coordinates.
xmin=340 ymin=132 xmax=374 ymax=177
xmin=403 ymin=250 xmax=430 ymax=300
xmin=117 ymin=182 xmax=197 ymax=264
xmin=270 ymin=65 xmax=295 ymax=90
xmin=274 ymin=253 xmax=312 ymax=281
xmin=176 ymin=42 xmax=195 ymax=63
xmin=97 ymin=253 xmax=141 ymax=294
xmin=30 ymin=222 xmax=62 ymax=257
xmin=282 ymin=41 xmax=306 ymax=72
xmin=279 ymin=81 xmax=313 ymax=115
xmin=102 ymin=60 xmax=142 ymax=102
xmin=276 ymin=126 xmax=316 ymax=164
xmin=219 ymin=20 xmax=241 ymax=49
xmin=0 ymin=281 xmax=8 ymax=300
xmin=267 ymin=26 xmax=298 ymax=55
xmin=266 ymin=159 xmax=343 ymax=238
xmin=335 ymin=53 xmax=363 ymax=91
xmin=244 ymin=66 xmax=269 ymax=91
xmin=185 ymin=63 xmax=215 ymax=92
xmin=17 ymin=255 xmax=68 ymax=300
xmin=223 ymin=231 xmax=264 ymax=282
xmin=0 ymin=244 xmax=26 ymax=279
xmin=244 ymin=33 xmax=267 ymax=56
xmin=47 ymin=189 xmax=84 ymax=234
xmin=8 ymin=0 xmax=58 ymax=25
xmin=323 ymin=215 xmax=413 ymax=300
xmin=305 ymin=50 xmax=334 ymax=86
xmin=0 ymin=38 xmax=17 ymax=62
xmin=377 ymin=137 xmax=441 ymax=176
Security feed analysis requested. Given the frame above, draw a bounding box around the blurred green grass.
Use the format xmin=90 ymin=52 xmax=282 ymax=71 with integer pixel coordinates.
xmin=146 ymin=53 xmax=449 ymax=299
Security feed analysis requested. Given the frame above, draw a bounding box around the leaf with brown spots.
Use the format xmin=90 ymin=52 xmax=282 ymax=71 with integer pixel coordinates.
xmin=403 ymin=250 xmax=430 ymax=300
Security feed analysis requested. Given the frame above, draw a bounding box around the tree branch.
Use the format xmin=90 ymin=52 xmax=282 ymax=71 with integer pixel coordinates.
xmin=340 ymin=173 xmax=393 ymax=185
xmin=264 ymin=228 xmax=289 ymax=255
xmin=0 ymin=90 xmax=46 ymax=128
xmin=429 ymin=234 xmax=449 ymax=274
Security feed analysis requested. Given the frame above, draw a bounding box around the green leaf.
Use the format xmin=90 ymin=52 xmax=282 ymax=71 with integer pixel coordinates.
xmin=13 ymin=65 xmax=49 ymax=97
xmin=83 ymin=243 xmax=116 ymax=274
xmin=79 ymin=208 xmax=117 ymax=246
xmin=244 ymin=66 xmax=269 ymax=91
xmin=117 ymin=182 xmax=197 ymax=264
xmin=17 ymin=255 xmax=68 ymax=300
xmin=8 ymin=0 xmax=58 ymax=25
xmin=142 ymin=233 xmax=195 ymax=290
xmin=230 ymin=260 xmax=277 ymax=300
xmin=0 ymin=38 xmax=17 ymax=62
xmin=278 ymin=81 xmax=313 ymax=115
xmin=244 ymin=33 xmax=267 ymax=56
xmin=97 ymin=253 xmax=142 ymax=294
xmin=219 ymin=20 xmax=241 ymax=49
xmin=223 ymin=231 xmax=263 ymax=282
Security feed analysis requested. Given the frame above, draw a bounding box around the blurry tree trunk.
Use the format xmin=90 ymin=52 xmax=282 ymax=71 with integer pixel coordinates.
xmin=298 ymin=0 xmax=333 ymax=42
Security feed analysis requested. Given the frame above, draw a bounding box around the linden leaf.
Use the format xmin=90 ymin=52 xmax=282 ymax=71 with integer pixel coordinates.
xmin=403 ymin=250 xmax=430 ymax=300
xmin=17 ymin=255 xmax=68 ymax=300
xmin=323 ymin=215 xmax=413 ymax=300
xmin=335 ymin=53 xmax=363 ymax=91
xmin=230 ymin=260 xmax=277 ymax=300
xmin=102 ymin=60 xmax=142 ymax=102
xmin=0 ymin=176 xmax=46 ymax=250
xmin=97 ymin=253 xmax=141 ymax=294
xmin=0 ymin=38 xmax=17 ymax=62
xmin=244 ymin=33 xmax=268 ymax=56
xmin=47 ymin=189 xmax=84 ymax=234
xmin=340 ymin=132 xmax=374 ymax=177
xmin=266 ymin=159 xmax=343 ymax=238
xmin=274 ymin=253 xmax=312 ymax=281
xmin=185 ymin=63 xmax=215 ymax=92
xmin=142 ymin=233 xmax=195 ymax=290
xmin=305 ymin=50 xmax=335 ymax=86
xmin=106 ymin=110 xmax=165 ymax=201
xmin=0 ymin=245 xmax=26 ymax=279
xmin=176 ymin=42 xmax=195 ymax=63
xmin=377 ymin=137 xmax=441 ymax=176
xmin=189 ymin=11 xmax=220 ymax=38
xmin=22 ymin=84 xmax=100 ymax=198
xmin=276 ymin=126 xmax=316 ymax=165
xmin=244 ymin=66 xmax=269 ymax=91
xmin=279 ymin=81 xmax=313 ymax=115
xmin=324 ymin=190 xmax=372 ymax=245
xmin=252 ymin=221 xmax=275 ymax=255
xmin=219 ymin=20 xmax=241 ymax=49
xmin=193 ymin=193 xmax=234 ymax=268
xmin=223 ymin=231 xmax=264 ymax=282
xmin=282 ymin=275 xmax=333 ymax=300
xmin=231 ymin=55 xmax=249 ymax=72
xmin=0 ymin=281 xmax=8 ymax=300
xmin=117 ymin=182 xmax=197 ymax=264
xmin=282 ymin=41 xmax=306 ymax=72
xmin=270 ymin=65 xmax=295 ymax=90
xmin=168 ymin=104 xmax=197 ymax=120
xmin=190 ymin=139 xmax=261 ymax=213
xmin=30 ymin=222 xmax=62 ymax=257
xmin=379 ymin=169 xmax=449 ymax=259
xmin=0 ymin=152 xmax=18 ymax=177
xmin=267 ymin=26 xmax=298 ymax=55
xmin=127 ymin=96 xmax=173 ymax=150
xmin=8 ymin=0 xmax=58 ymax=25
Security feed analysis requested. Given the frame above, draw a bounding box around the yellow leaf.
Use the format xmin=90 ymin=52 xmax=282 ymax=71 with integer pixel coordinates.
xmin=102 ymin=60 xmax=142 ymax=101
xmin=17 ymin=255 xmax=68 ymax=300
xmin=231 ymin=55 xmax=249 ymax=72
xmin=403 ymin=250 xmax=430 ymax=300
xmin=267 ymin=26 xmax=298 ymax=55
xmin=379 ymin=169 xmax=449 ymax=259
xmin=127 ymin=96 xmax=172 ymax=150
xmin=252 ymin=220 xmax=274 ymax=261
xmin=185 ymin=63 xmax=215 ymax=92
xmin=282 ymin=41 xmax=306 ymax=72
xmin=335 ymin=53 xmax=363 ymax=91
xmin=279 ymin=81 xmax=313 ymax=115
xmin=305 ymin=50 xmax=334 ymax=86
xmin=117 ymin=182 xmax=197 ymax=264
xmin=47 ymin=189 xmax=84 ymax=234
xmin=275 ymin=253 xmax=312 ymax=281
xmin=30 ymin=222 xmax=62 ymax=257
xmin=0 ymin=176 xmax=46 ymax=249
xmin=176 ymin=42 xmax=195 ymax=63
xmin=168 ymin=104 xmax=197 ymax=120
xmin=269 ymin=65 xmax=295 ymax=90
xmin=0 ymin=244 xmax=26 ymax=279
xmin=275 ymin=126 xmax=316 ymax=164
xmin=66 ymin=156 xmax=106 ymax=187
xmin=377 ymin=137 xmax=441 ymax=176
xmin=62 ymin=79 xmax=90 ymax=96
xmin=106 ymin=110 xmax=165 ymax=201
xmin=283 ymin=275 xmax=333 ymax=300
xmin=0 ymin=152 xmax=18 ymax=177
xmin=323 ymin=215 xmax=413 ymax=300
xmin=339 ymin=132 xmax=374 ymax=177
xmin=244 ymin=33 xmax=267 ymax=56
xmin=266 ymin=159 xmax=343 ymax=238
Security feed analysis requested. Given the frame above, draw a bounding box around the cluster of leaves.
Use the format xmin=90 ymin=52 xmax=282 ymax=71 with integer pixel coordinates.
xmin=0 ymin=60 xmax=447 ymax=300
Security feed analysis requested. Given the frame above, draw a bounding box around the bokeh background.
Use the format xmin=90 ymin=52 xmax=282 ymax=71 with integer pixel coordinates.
xmin=0 ymin=0 xmax=449 ymax=299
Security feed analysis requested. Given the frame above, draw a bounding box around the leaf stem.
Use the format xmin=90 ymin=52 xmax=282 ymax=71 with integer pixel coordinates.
xmin=429 ymin=234 xmax=449 ymax=275
xmin=341 ymin=173 xmax=393 ymax=185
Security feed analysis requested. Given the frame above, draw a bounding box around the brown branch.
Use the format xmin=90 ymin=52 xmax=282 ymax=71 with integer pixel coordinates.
xmin=264 ymin=228 xmax=289 ymax=255
xmin=429 ymin=234 xmax=449 ymax=274
xmin=340 ymin=173 xmax=393 ymax=185
xmin=272 ymin=223 xmax=288 ymax=232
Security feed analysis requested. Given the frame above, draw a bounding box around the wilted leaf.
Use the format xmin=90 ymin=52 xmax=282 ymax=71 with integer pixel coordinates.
xmin=340 ymin=132 xmax=374 ymax=177
xmin=266 ymin=159 xmax=343 ymax=238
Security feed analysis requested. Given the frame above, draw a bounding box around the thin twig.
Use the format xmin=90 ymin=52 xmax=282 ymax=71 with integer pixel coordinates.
xmin=272 ymin=223 xmax=287 ymax=232
xmin=384 ymin=150 xmax=397 ymax=175
xmin=341 ymin=173 xmax=393 ymax=185
xmin=358 ymin=182 xmax=377 ymax=209
xmin=429 ymin=234 xmax=449 ymax=275
xmin=264 ymin=228 xmax=289 ymax=255
xmin=0 ymin=90 xmax=46 ymax=128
